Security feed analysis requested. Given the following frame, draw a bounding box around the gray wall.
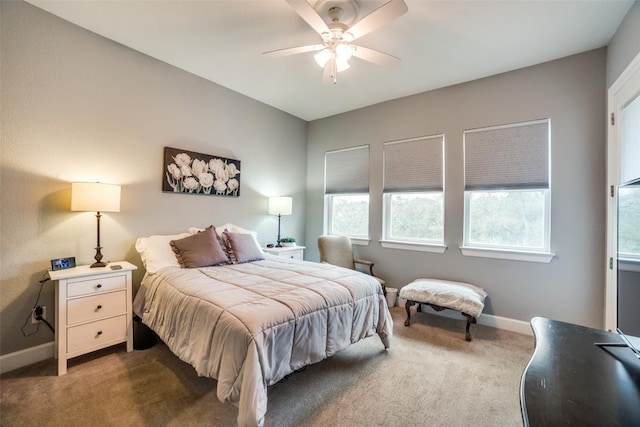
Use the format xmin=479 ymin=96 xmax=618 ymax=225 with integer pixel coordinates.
xmin=607 ymin=1 xmax=640 ymax=88
xmin=0 ymin=1 xmax=308 ymax=355
xmin=306 ymin=49 xmax=607 ymax=328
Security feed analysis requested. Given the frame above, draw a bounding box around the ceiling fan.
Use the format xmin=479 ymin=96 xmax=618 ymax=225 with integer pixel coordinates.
xmin=264 ymin=0 xmax=408 ymax=84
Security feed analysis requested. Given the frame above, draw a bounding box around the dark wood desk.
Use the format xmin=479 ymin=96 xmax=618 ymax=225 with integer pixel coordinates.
xmin=520 ymin=317 xmax=640 ymax=426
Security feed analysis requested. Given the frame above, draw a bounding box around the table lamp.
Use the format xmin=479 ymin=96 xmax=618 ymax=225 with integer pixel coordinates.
xmin=71 ymin=182 xmax=121 ymax=268
xmin=268 ymin=196 xmax=292 ymax=247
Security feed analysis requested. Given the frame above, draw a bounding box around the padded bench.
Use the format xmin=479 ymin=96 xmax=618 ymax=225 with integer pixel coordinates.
xmin=399 ymin=278 xmax=488 ymax=341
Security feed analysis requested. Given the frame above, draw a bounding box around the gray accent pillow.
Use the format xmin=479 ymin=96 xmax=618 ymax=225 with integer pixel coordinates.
xmin=224 ymin=231 xmax=264 ymax=263
xmin=170 ymin=226 xmax=229 ymax=268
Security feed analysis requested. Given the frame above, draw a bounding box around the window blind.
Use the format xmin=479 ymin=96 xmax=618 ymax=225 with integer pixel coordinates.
xmin=464 ymin=120 xmax=549 ymax=190
xmin=383 ymin=135 xmax=444 ymax=192
xmin=324 ymin=146 xmax=370 ymax=194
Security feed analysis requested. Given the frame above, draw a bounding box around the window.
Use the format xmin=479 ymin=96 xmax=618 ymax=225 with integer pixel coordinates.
xmin=324 ymin=146 xmax=370 ymax=239
xmin=462 ymin=119 xmax=553 ymax=262
xmin=382 ymin=135 xmax=445 ymax=251
xmin=327 ymin=194 xmax=369 ymax=238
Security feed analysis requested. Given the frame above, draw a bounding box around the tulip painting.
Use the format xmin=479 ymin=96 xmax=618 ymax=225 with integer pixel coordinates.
xmin=163 ymin=147 xmax=241 ymax=197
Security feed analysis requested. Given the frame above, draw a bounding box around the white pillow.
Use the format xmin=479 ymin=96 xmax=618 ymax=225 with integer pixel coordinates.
xmin=135 ymin=232 xmax=190 ymax=274
xmin=188 ymin=223 xmax=263 ymax=254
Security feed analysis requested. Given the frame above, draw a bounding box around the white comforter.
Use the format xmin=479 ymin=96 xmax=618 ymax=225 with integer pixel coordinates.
xmin=134 ymin=255 xmax=392 ymax=427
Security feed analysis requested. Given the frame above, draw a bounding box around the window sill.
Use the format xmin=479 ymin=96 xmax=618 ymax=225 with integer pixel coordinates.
xmin=460 ymin=246 xmax=555 ymax=263
xmin=380 ymin=240 xmax=447 ymax=253
xmin=350 ymin=238 xmax=371 ymax=246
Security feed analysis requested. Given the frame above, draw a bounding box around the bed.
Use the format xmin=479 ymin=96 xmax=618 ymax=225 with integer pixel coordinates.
xmin=133 ymin=224 xmax=392 ymax=427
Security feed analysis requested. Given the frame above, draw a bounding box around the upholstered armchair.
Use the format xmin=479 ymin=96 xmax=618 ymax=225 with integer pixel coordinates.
xmin=317 ymin=235 xmax=386 ymax=293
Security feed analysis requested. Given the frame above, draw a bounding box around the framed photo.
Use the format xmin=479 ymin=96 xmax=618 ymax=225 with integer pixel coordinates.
xmin=163 ymin=147 xmax=241 ymax=197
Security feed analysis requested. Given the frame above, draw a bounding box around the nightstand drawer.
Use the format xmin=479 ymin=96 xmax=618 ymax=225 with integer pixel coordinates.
xmin=67 ymin=315 xmax=127 ymax=354
xmin=67 ymin=274 xmax=126 ymax=298
xmin=67 ymin=291 xmax=127 ymax=325
xmin=263 ymin=246 xmax=305 ymax=260
xmin=285 ymin=251 xmax=303 ymax=260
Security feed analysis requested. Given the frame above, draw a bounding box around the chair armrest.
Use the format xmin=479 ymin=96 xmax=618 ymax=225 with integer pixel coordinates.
xmin=354 ymin=258 xmax=375 ymax=275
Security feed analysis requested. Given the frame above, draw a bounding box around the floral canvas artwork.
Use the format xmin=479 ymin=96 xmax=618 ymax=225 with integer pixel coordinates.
xmin=163 ymin=147 xmax=241 ymax=197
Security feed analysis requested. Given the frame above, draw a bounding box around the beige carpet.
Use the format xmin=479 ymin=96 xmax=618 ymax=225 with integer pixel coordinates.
xmin=1 ymin=307 xmax=533 ymax=426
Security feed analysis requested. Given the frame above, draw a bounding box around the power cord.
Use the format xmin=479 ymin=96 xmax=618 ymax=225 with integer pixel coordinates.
xmin=33 ymin=306 xmax=55 ymax=333
xmin=20 ymin=273 xmax=55 ymax=337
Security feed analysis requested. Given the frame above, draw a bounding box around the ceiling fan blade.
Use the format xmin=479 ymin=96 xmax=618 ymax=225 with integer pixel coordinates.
xmin=286 ymin=0 xmax=330 ymax=35
xmin=263 ymin=44 xmax=325 ymax=57
xmin=348 ymin=0 xmax=408 ymax=40
xmin=352 ymin=46 xmax=400 ymax=66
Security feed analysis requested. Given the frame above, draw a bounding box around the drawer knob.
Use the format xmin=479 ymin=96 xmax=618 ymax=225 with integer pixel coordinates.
xmin=96 ymin=305 xmax=103 ymax=310
xmin=96 ymin=284 xmax=102 ymax=289
xmin=96 ymin=331 xmax=103 ymax=336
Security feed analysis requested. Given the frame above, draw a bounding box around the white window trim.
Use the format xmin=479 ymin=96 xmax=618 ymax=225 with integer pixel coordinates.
xmin=380 ymin=240 xmax=447 ymax=253
xmin=351 ymin=238 xmax=371 ymax=246
xmin=380 ymin=134 xmax=446 ymax=252
xmin=460 ymin=246 xmax=555 ymax=263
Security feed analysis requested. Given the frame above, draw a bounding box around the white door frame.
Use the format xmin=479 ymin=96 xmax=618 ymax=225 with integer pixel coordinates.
xmin=605 ymin=51 xmax=640 ymax=331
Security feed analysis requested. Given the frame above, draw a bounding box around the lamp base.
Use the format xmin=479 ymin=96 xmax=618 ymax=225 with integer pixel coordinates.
xmin=90 ymin=245 xmax=105 ymax=268
xmin=275 ymin=214 xmax=283 ymax=248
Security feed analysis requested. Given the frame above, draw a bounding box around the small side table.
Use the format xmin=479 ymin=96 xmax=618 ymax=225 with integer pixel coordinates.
xmin=48 ymin=261 xmax=137 ymax=375
xmin=263 ymin=246 xmax=306 ymax=260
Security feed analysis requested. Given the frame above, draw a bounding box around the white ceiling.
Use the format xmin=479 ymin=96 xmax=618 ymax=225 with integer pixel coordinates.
xmin=27 ymin=0 xmax=634 ymax=121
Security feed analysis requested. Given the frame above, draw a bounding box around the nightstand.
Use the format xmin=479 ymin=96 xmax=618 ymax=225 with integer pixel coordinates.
xmin=48 ymin=261 xmax=137 ymax=375
xmin=263 ymin=246 xmax=306 ymax=260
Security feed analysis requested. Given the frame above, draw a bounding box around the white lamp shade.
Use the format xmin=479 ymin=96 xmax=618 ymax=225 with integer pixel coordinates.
xmin=268 ymin=196 xmax=292 ymax=216
xmin=314 ymin=49 xmax=332 ymax=68
xmin=71 ymin=182 xmax=121 ymax=212
xmin=314 ymin=48 xmax=351 ymax=72
xmin=335 ymin=43 xmax=355 ymax=61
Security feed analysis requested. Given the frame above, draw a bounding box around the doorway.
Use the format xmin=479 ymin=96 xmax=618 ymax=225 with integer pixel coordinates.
xmin=606 ymin=52 xmax=640 ymax=334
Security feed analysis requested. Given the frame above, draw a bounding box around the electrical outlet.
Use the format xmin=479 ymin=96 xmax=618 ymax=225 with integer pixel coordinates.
xmin=31 ymin=306 xmax=46 ymax=324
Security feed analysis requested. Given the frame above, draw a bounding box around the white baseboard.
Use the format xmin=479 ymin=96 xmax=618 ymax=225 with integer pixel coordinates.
xmin=475 ymin=312 xmax=533 ymax=335
xmin=396 ymin=301 xmax=533 ymax=336
xmin=0 ymin=341 xmax=54 ymax=374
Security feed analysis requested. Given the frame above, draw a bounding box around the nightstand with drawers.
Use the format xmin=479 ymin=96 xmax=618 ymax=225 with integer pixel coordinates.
xmin=48 ymin=261 xmax=137 ymax=375
xmin=263 ymin=246 xmax=306 ymax=260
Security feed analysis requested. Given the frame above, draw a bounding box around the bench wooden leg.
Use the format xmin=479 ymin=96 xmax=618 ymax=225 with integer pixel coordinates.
xmin=405 ymin=300 xmax=478 ymax=342
xmin=463 ymin=313 xmax=477 ymax=342
xmin=404 ymin=300 xmax=416 ymax=326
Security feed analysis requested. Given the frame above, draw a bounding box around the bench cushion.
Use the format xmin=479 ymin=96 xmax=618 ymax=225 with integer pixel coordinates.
xmin=399 ymin=278 xmax=488 ymax=318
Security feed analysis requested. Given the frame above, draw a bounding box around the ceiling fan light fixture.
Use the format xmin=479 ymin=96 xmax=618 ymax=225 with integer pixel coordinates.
xmin=335 ymin=43 xmax=355 ymax=61
xmin=342 ymin=32 xmax=355 ymax=43
xmin=315 ymin=48 xmax=350 ymax=72
xmin=314 ymin=48 xmax=332 ymax=68
xmin=273 ymin=0 xmax=408 ymax=84
xmin=336 ymin=57 xmax=350 ymax=72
